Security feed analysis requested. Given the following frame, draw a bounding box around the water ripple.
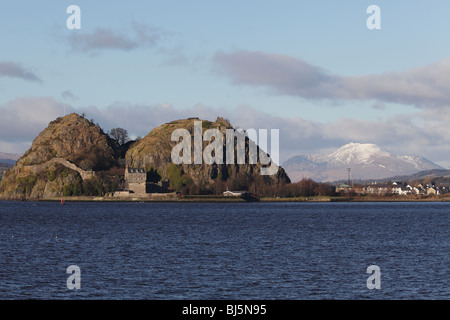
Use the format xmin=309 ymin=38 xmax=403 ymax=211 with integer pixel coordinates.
xmin=0 ymin=201 xmax=448 ymax=299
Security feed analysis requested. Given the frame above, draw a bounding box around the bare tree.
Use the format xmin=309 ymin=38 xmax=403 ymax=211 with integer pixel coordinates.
xmin=109 ymin=128 xmax=130 ymax=145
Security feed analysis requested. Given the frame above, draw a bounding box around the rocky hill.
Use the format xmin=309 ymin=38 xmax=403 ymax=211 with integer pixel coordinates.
xmin=283 ymin=142 xmax=444 ymax=182
xmin=125 ymin=117 xmax=290 ymax=194
xmin=0 ymin=113 xmax=121 ymax=200
xmin=0 ymin=114 xmax=290 ymax=199
xmin=15 ymin=113 xmax=120 ymax=170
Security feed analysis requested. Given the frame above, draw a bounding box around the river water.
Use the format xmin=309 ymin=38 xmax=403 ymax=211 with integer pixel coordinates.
xmin=0 ymin=201 xmax=448 ymax=299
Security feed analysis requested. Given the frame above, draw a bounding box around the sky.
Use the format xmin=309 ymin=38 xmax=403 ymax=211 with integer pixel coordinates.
xmin=1 ymin=1 xmax=450 ymax=167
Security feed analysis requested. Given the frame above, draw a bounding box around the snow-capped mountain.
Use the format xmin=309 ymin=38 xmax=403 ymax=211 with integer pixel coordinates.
xmin=282 ymin=143 xmax=444 ymax=182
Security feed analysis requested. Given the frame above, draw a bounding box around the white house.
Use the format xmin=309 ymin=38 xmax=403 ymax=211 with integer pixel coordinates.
xmin=392 ymin=186 xmax=411 ymax=195
xmin=223 ymin=190 xmax=249 ymax=197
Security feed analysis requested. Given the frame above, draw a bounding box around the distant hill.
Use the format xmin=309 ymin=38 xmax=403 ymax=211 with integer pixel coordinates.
xmin=339 ymin=168 xmax=450 ymax=186
xmin=0 ymin=152 xmax=22 ymax=165
xmin=0 ymin=159 xmax=17 ymax=165
xmin=283 ymin=142 xmax=444 ymax=182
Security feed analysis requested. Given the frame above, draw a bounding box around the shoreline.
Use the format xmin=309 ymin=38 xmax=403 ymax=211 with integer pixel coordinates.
xmin=1 ymin=195 xmax=450 ymax=203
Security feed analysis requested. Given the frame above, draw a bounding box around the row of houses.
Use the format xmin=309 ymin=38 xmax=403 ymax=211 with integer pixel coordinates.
xmin=338 ymin=181 xmax=450 ymax=196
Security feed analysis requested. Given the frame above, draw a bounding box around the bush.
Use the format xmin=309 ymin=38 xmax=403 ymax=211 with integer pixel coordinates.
xmin=62 ymin=180 xmax=82 ymax=196
xmin=73 ymin=182 xmax=82 ymax=196
xmin=17 ymin=175 xmax=37 ymax=195
xmin=61 ymin=167 xmax=72 ymax=178
xmin=63 ymin=184 xmax=74 ymax=196
xmin=82 ymin=177 xmax=104 ymax=196
xmin=95 ymin=170 xmax=121 ymax=194
xmin=166 ymin=163 xmax=191 ymax=192
xmin=46 ymin=169 xmax=57 ymax=182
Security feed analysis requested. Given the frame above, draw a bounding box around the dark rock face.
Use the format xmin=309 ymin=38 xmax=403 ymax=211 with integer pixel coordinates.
xmin=125 ymin=117 xmax=290 ymax=193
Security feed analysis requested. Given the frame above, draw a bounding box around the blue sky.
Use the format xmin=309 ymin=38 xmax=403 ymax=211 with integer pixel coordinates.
xmin=2 ymin=1 xmax=450 ymax=167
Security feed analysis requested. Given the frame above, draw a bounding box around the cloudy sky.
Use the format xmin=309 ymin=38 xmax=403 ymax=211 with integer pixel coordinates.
xmin=1 ymin=1 xmax=450 ymax=167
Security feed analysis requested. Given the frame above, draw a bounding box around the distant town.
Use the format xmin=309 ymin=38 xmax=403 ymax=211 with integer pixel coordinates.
xmin=336 ymin=180 xmax=450 ymax=197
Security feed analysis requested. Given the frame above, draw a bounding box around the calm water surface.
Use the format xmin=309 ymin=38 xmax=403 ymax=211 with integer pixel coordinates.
xmin=0 ymin=201 xmax=448 ymax=299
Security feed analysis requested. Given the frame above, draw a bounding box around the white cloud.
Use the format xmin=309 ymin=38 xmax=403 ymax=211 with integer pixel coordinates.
xmin=61 ymin=90 xmax=77 ymax=101
xmin=0 ymin=96 xmax=72 ymax=153
xmin=77 ymin=102 xmax=219 ymax=137
xmin=0 ymin=61 xmax=41 ymax=82
xmin=67 ymin=22 xmax=166 ymax=54
xmin=213 ymin=50 xmax=336 ymax=99
xmin=0 ymin=97 xmax=67 ymax=142
xmin=213 ymin=50 xmax=450 ymax=109
xmin=0 ymin=141 xmax=30 ymax=155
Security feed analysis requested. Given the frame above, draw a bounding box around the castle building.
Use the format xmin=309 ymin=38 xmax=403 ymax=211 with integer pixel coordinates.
xmin=125 ymin=166 xmax=147 ymax=194
xmin=124 ymin=165 xmax=170 ymax=194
